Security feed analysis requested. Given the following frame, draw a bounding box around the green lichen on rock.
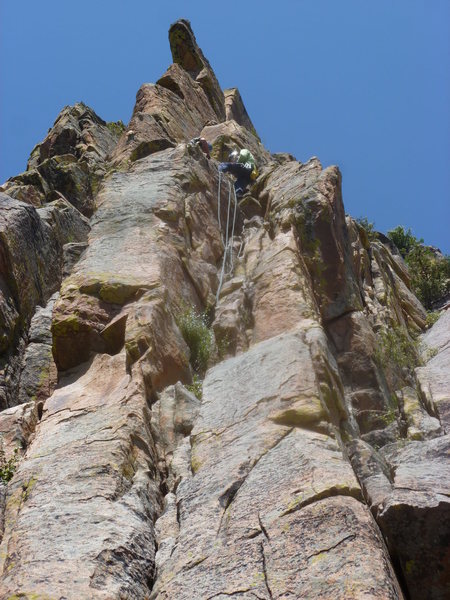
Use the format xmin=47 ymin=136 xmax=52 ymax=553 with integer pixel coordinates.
xmin=98 ymin=282 xmax=141 ymax=305
xmin=270 ymin=395 xmax=327 ymax=430
xmin=52 ymin=314 xmax=81 ymax=337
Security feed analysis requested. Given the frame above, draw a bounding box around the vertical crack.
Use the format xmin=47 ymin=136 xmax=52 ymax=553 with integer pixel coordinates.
xmin=259 ymin=541 xmax=273 ymax=600
xmin=258 ymin=512 xmax=270 ymax=542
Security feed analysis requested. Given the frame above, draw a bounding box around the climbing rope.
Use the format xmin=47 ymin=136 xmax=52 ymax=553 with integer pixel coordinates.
xmin=216 ymin=170 xmax=238 ymax=303
xmin=217 ymin=170 xmax=223 ymax=245
xmin=228 ymin=184 xmax=237 ymax=275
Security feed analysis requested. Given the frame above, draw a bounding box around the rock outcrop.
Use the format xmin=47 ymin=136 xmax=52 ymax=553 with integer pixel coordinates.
xmin=0 ymin=193 xmax=89 ymax=410
xmin=0 ymin=19 xmax=448 ymax=600
xmin=2 ymin=103 xmax=120 ymax=216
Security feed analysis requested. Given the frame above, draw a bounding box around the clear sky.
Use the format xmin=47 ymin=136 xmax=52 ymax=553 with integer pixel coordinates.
xmin=1 ymin=0 xmax=449 ymax=252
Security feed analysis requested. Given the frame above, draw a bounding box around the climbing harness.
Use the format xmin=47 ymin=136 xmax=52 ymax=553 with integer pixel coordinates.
xmin=216 ymin=170 xmax=238 ymax=303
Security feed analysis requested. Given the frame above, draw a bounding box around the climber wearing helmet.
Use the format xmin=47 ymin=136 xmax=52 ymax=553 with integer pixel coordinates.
xmin=218 ymin=147 xmax=258 ymax=198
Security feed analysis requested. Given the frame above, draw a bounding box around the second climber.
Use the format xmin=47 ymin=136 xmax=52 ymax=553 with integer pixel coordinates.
xmin=218 ymin=148 xmax=258 ymax=197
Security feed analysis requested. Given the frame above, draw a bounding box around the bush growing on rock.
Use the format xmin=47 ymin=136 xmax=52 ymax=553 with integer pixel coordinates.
xmin=0 ymin=445 xmax=19 ymax=483
xmin=387 ymin=226 xmax=418 ymax=258
xmin=374 ymin=325 xmax=420 ymax=385
xmin=425 ymin=311 xmax=440 ymax=329
xmin=106 ymin=120 xmax=126 ymax=137
xmin=388 ymin=226 xmax=450 ymax=310
xmin=186 ymin=374 xmax=203 ymax=400
xmin=176 ymin=306 xmax=213 ymax=375
xmin=406 ymin=245 xmax=450 ymax=310
xmin=356 ymin=216 xmax=377 ymax=241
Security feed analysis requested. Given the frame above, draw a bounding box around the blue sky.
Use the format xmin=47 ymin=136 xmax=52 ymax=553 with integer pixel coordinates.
xmin=1 ymin=0 xmax=449 ymax=252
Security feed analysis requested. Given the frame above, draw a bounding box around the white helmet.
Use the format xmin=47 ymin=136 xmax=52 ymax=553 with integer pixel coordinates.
xmin=229 ymin=150 xmax=239 ymax=162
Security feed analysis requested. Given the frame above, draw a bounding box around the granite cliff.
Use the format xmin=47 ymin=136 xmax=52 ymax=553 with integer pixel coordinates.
xmin=0 ymin=20 xmax=448 ymax=600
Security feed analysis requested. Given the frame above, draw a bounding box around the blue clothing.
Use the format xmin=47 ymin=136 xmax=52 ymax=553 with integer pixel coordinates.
xmin=218 ymin=162 xmax=252 ymax=196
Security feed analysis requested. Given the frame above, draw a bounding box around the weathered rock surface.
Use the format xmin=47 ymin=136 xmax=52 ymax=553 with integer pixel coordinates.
xmin=111 ymin=20 xmax=225 ymax=168
xmin=18 ymin=293 xmax=59 ymax=406
xmin=0 ymin=193 xmax=89 ymax=409
xmin=0 ymin=133 xmax=236 ymax=595
xmin=2 ymin=103 xmax=120 ymax=216
xmin=152 ymin=329 xmax=402 ymax=599
xmin=0 ymin=17 xmax=448 ymax=600
xmin=378 ymin=436 xmax=450 ymax=600
xmin=0 ymin=352 xmax=161 ymax=598
xmin=51 ymin=143 xmax=225 ymax=374
xmin=169 ymin=19 xmax=225 ymax=122
xmin=417 ymin=309 xmax=450 ymax=429
xmin=224 ymin=88 xmax=258 ymax=137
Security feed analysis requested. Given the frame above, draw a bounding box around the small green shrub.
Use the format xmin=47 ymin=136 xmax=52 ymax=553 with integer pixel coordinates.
xmin=387 ymin=226 xmax=450 ymax=310
xmin=406 ymin=246 xmax=450 ymax=310
xmin=387 ymin=226 xmax=418 ymax=258
xmin=186 ymin=374 xmax=203 ymax=400
xmin=425 ymin=311 xmax=440 ymax=329
xmin=381 ymin=407 xmax=398 ymax=426
xmin=0 ymin=446 xmax=19 ymax=483
xmin=380 ymin=394 xmax=400 ymax=426
xmin=374 ymin=326 xmax=420 ymax=372
xmin=423 ymin=346 xmax=438 ymax=362
xmin=106 ymin=120 xmax=126 ymax=137
xmin=356 ymin=217 xmax=377 ymax=241
xmin=176 ymin=307 xmax=213 ymax=375
xmin=216 ymin=331 xmax=231 ymax=360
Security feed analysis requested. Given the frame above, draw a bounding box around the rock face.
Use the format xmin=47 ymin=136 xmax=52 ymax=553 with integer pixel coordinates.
xmin=0 ymin=18 xmax=448 ymax=600
xmin=0 ymin=193 xmax=89 ymax=410
xmin=2 ymin=103 xmax=120 ymax=216
xmin=416 ymin=309 xmax=450 ymax=428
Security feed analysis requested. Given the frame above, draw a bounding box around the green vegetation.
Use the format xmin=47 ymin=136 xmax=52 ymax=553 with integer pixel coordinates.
xmin=215 ymin=331 xmax=231 ymax=360
xmin=106 ymin=120 xmax=126 ymax=137
xmin=0 ymin=446 xmax=19 ymax=483
xmin=423 ymin=346 xmax=439 ymax=362
xmin=381 ymin=395 xmax=400 ymax=426
xmin=406 ymin=246 xmax=450 ymax=310
xmin=380 ymin=408 xmax=397 ymax=426
xmin=387 ymin=226 xmax=418 ymax=258
xmin=176 ymin=306 xmax=216 ymax=400
xmin=356 ymin=217 xmax=377 ymax=241
xmin=186 ymin=374 xmax=203 ymax=400
xmin=176 ymin=306 xmax=213 ymax=375
xmin=388 ymin=226 xmax=450 ymax=310
xmin=425 ymin=311 xmax=440 ymax=329
xmin=374 ymin=325 xmax=420 ymax=373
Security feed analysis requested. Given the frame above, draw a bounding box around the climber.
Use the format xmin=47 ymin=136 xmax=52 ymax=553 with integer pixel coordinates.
xmin=218 ymin=148 xmax=258 ymax=198
xmin=189 ymin=136 xmax=212 ymax=158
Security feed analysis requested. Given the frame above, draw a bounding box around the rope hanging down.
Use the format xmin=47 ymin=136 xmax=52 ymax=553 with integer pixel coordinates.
xmin=216 ymin=170 xmax=238 ymax=303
